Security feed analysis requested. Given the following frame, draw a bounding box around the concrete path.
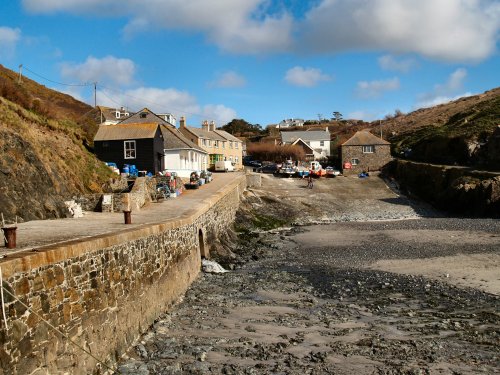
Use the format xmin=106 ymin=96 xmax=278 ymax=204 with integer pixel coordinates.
xmin=0 ymin=172 xmax=245 ymax=255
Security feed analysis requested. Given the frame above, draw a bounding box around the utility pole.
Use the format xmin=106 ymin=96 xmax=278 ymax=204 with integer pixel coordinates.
xmin=93 ymin=82 xmax=97 ymax=108
xmin=18 ymin=64 xmax=23 ymax=84
xmin=379 ymin=120 xmax=383 ymax=139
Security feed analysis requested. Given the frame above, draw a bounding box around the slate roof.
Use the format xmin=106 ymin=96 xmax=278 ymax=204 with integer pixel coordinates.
xmin=94 ymin=123 xmax=159 ymax=141
xmin=213 ymin=129 xmax=241 ymax=143
xmin=118 ymin=108 xmax=173 ymax=127
xmin=281 ymin=130 xmax=330 ymax=143
xmin=342 ymin=131 xmax=390 ymax=146
xmin=185 ymin=126 xmax=226 ymax=141
xmin=160 ymin=125 xmax=207 ymax=153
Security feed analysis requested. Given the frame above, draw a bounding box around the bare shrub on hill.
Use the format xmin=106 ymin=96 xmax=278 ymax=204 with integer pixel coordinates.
xmin=247 ymin=143 xmax=305 ymax=162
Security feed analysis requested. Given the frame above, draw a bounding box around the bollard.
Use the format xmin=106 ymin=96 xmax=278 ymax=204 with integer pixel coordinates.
xmin=123 ymin=210 xmax=132 ymax=224
xmin=2 ymin=227 xmax=17 ymax=249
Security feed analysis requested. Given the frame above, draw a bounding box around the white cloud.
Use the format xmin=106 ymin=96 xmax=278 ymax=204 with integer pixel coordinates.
xmin=0 ymin=26 xmax=21 ymax=57
xmin=416 ymin=68 xmax=472 ymax=108
xmin=201 ymin=104 xmax=237 ymax=125
xmin=302 ymin=0 xmax=500 ymax=62
xmin=356 ymin=77 xmax=400 ymax=99
xmin=97 ymin=86 xmax=237 ymax=125
xmin=23 ymin=0 xmax=293 ymax=54
xmin=378 ymin=55 xmax=418 ymax=73
xmin=435 ymin=68 xmax=467 ymax=96
xmin=22 ymin=0 xmax=500 ymax=60
xmin=285 ymin=66 xmax=331 ymax=87
xmin=60 ymin=55 xmax=136 ymax=86
xmin=210 ymin=71 xmax=247 ymax=88
xmin=417 ymin=92 xmax=474 ymax=109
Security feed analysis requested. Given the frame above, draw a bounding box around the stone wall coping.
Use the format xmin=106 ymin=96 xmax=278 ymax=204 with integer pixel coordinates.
xmin=397 ymin=159 xmax=500 ymax=178
xmin=0 ymin=175 xmax=245 ymax=279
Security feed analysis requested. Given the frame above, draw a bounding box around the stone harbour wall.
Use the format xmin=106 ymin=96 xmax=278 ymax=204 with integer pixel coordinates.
xmin=0 ymin=175 xmax=246 ymax=374
xmin=388 ymin=159 xmax=500 ymax=217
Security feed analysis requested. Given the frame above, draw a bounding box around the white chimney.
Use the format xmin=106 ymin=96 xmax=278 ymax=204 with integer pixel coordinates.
xmin=210 ymin=120 xmax=216 ymax=131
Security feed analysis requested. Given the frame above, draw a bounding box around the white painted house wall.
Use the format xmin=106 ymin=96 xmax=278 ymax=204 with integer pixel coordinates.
xmin=307 ymin=140 xmax=331 ymax=158
xmin=164 ymin=149 xmax=207 ymax=177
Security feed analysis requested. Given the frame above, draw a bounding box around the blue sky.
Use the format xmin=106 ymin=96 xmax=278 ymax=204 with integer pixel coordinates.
xmin=1 ymin=0 xmax=499 ymax=127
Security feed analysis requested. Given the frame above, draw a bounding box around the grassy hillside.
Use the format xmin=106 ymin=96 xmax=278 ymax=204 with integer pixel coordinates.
xmin=384 ymin=88 xmax=500 ymax=168
xmin=0 ymin=66 xmax=112 ymax=222
xmin=0 ymin=64 xmax=98 ymax=142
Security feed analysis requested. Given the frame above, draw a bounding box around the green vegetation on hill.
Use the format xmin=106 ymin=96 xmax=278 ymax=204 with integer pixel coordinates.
xmin=220 ymin=119 xmax=266 ymax=137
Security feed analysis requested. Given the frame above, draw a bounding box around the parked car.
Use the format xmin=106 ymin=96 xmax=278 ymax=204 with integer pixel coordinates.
xmin=254 ymin=164 xmax=278 ymax=174
xmin=243 ymin=156 xmax=257 ymax=166
xmin=248 ymin=160 xmax=262 ymax=168
xmin=325 ymin=166 xmax=341 ymax=177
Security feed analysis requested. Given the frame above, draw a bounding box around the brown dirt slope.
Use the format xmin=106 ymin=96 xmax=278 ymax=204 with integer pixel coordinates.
xmin=0 ymin=66 xmax=112 ymax=222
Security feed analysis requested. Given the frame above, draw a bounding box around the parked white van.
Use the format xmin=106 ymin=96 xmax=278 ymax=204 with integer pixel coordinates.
xmin=215 ymin=160 xmax=235 ymax=172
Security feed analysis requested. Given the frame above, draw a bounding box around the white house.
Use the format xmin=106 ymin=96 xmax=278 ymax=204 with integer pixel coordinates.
xmin=98 ymin=106 xmax=130 ymax=125
xmin=161 ymin=125 xmax=208 ymax=177
xmin=281 ymin=128 xmax=331 ymax=160
xmin=277 ymin=118 xmax=305 ymax=129
xmin=157 ymin=113 xmax=176 ymax=127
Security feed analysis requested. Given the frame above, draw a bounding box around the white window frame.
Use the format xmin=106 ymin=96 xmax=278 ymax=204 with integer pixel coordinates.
xmin=235 ymin=142 xmax=239 ymax=149
xmin=214 ymin=140 xmax=219 ymax=148
xmin=320 ymin=141 xmax=324 ymax=146
xmin=362 ymin=145 xmax=374 ymax=153
xmin=124 ymin=140 xmax=136 ymax=159
xmin=351 ymin=158 xmax=360 ymax=165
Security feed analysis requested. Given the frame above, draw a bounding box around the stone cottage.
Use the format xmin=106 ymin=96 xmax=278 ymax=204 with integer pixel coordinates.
xmin=341 ymin=131 xmax=391 ymax=174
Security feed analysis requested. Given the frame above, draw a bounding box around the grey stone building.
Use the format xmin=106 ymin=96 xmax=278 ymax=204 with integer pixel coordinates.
xmin=341 ymin=131 xmax=391 ymax=174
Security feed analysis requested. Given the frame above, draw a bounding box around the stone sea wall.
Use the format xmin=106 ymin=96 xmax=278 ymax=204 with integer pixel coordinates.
xmin=0 ymin=176 xmax=246 ymax=374
xmin=389 ymin=159 xmax=500 ymax=217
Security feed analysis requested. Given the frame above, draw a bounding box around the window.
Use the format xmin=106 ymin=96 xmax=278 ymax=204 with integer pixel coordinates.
xmin=351 ymin=158 xmax=359 ymax=165
xmin=124 ymin=140 xmax=136 ymax=159
xmin=203 ymin=139 xmax=207 ymax=146
xmin=115 ymin=111 xmax=121 ymax=119
xmin=140 ymin=112 xmax=147 ymax=118
xmin=229 ymin=141 xmax=233 ymax=149
xmin=235 ymin=142 xmax=239 ymax=149
xmin=222 ymin=142 xmax=226 ymax=149
xmin=320 ymin=141 xmax=324 ymax=146
xmin=214 ymin=140 xmax=219 ymax=148
xmin=362 ymin=145 xmax=374 ymax=153
xmin=235 ymin=156 xmax=239 ymax=164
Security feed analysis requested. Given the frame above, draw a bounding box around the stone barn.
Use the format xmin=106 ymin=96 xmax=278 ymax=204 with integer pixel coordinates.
xmin=341 ymin=131 xmax=391 ymax=174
